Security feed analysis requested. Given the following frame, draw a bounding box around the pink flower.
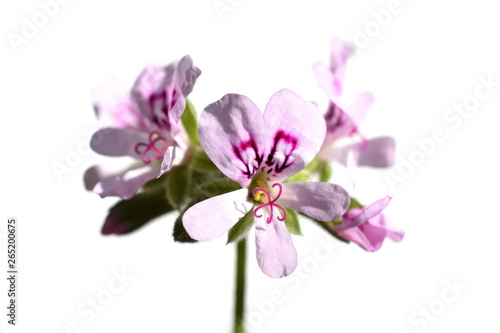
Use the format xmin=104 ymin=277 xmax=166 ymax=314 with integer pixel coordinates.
xmin=331 ymin=196 xmax=404 ymax=251
xmin=84 ymin=55 xmax=201 ymax=199
xmin=182 ymin=89 xmax=350 ymax=278
xmin=313 ymin=38 xmax=395 ymax=168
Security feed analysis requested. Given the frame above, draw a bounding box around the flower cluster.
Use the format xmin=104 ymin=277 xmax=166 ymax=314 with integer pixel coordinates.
xmin=85 ymin=39 xmax=403 ymax=278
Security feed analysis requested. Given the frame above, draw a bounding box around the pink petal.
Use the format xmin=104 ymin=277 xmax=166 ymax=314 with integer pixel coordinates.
xmin=90 ymin=128 xmax=148 ymax=158
xmin=199 ymin=94 xmax=267 ymax=188
xmin=183 ymin=189 xmax=250 ymax=241
xmin=351 ymin=196 xmax=392 ymax=227
xmin=255 ymin=212 xmax=297 ymax=278
xmin=277 ymin=182 xmax=350 ymax=222
xmin=176 ymin=55 xmax=202 ymax=99
xmin=263 ymin=89 xmax=326 ymax=182
xmin=131 ymin=56 xmax=201 ymax=140
xmin=91 ymin=75 xmax=145 ymax=129
xmin=348 ymin=91 xmax=374 ymax=126
xmin=366 ymin=214 xmax=405 ymax=242
xmin=331 ymin=137 xmax=396 ymax=167
xmin=329 ymin=38 xmax=356 ymax=77
xmin=93 ymin=164 xmax=161 ymax=199
xmin=84 ymin=162 xmax=136 ymax=191
xmin=313 ymin=61 xmax=340 ymax=102
xmin=158 ymin=146 xmax=177 ymax=177
xmin=337 ymin=223 xmax=386 ymax=252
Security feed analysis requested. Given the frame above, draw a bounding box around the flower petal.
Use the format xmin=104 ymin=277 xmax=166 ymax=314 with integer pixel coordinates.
xmin=84 ymin=162 xmax=136 ymax=191
xmin=336 ymin=137 xmax=396 ymax=167
xmin=351 ymin=196 xmax=392 ymax=227
xmin=277 ymin=182 xmax=350 ymax=222
xmin=313 ymin=61 xmax=340 ymax=102
xmin=93 ymin=164 xmax=160 ymax=199
xmin=91 ymin=75 xmax=145 ymax=130
xmin=183 ymin=189 xmax=251 ymax=241
xmin=263 ymin=89 xmax=326 ymax=182
xmin=90 ymin=128 xmax=148 ymax=158
xmin=347 ymin=91 xmax=374 ymax=126
xmin=337 ymin=223 xmax=386 ymax=252
xmin=158 ymin=146 xmax=177 ymax=177
xmin=313 ymin=38 xmax=356 ymax=101
xmin=131 ymin=56 xmax=201 ymax=139
xmin=329 ymin=38 xmax=356 ymax=78
xmin=366 ymin=214 xmax=405 ymax=242
xmin=199 ymin=94 xmax=267 ymax=187
xmin=255 ymin=212 xmax=297 ymax=278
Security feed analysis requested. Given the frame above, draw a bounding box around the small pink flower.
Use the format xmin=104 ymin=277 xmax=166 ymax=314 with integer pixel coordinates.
xmin=84 ymin=55 xmax=201 ymax=199
xmin=182 ymin=89 xmax=350 ymax=278
xmin=332 ymin=196 xmax=404 ymax=251
xmin=313 ymin=38 xmax=395 ymax=168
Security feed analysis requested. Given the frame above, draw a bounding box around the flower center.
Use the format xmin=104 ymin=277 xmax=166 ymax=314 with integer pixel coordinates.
xmin=253 ymin=183 xmax=287 ymax=224
xmin=134 ymin=131 xmax=168 ymax=164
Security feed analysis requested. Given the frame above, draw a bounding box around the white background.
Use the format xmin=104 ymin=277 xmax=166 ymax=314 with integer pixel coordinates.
xmin=1 ymin=0 xmax=499 ymax=332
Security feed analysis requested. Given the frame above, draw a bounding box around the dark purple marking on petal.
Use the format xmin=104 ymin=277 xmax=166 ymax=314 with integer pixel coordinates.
xmin=325 ymin=102 xmax=358 ymax=139
xmin=147 ymin=88 xmax=179 ymax=131
xmin=265 ymin=130 xmax=298 ymax=174
xmin=232 ymin=137 xmax=264 ymax=179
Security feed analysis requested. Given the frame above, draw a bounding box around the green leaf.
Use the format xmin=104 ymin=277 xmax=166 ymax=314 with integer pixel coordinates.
xmin=180 ymin=99 xmax=199 ymax=146
xmin=284 ymin=208 xmax=302 ymax=235
xmin=196 ymin=177 xmax=242 ymax=198
xmin=227 ymin=209 xmax=254 ymax=244
xmin=102 ymin=187 xmax=173 ymax=235
xmin=165 ymin=165 xmax=191 ymax=208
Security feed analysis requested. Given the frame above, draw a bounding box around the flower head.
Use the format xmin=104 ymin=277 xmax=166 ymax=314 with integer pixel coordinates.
xmin=183 ymin=89 xmax=350 ymax=278
xmin=313 ymin=38 xmax=395 ymax=169
xmin=84 ymin=55 xmax=201 ymax=199
xmin=331 ymin=196 xmax=404 ymax=251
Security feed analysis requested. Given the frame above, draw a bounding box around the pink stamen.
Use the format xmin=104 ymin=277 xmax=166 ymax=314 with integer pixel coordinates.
xmin=134 ymin=131 xmax=168 ymax=164
xmin=253 ymin=183 xmax=287 ymax=224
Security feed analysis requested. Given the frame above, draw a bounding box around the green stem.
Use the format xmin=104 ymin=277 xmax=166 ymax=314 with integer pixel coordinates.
xmin=234 ymin=237 xmax=246 ymax=333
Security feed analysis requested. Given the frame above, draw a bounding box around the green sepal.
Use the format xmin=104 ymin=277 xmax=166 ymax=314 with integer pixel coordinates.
xmin=173 ymin=212 xmax=197 ymax=243
xmin=227 ymin=209 xmax=254 ymax=244
xmin=165 ymin=165 xmax=191 ymax=209
xmin=284 ymin=208 xmax=302 ymax=235
xmin=180 ymin=99 xmax=199 ymax=146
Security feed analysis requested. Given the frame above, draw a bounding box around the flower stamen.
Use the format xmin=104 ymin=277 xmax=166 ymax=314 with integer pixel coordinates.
xmin=135 ymin=131 xmax=168 ymax=164
xmin=253 ymin=183 xmax=287 ymax=224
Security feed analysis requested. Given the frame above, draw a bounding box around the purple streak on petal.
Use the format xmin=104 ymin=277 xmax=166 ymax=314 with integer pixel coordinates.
xmin=232 ymin=136 xmax=264 ymax=179
xmin=324 ymin=102 xmax=358 ymax=143
xmin=265 ymin=130 xmax=298 ymax=175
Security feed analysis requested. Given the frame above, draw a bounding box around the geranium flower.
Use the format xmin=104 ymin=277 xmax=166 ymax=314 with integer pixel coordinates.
xmin=182 ymin=89 xmax=350 ymax=278
xmin=330 ymin=196 xmax=404 ymax=251
xmin=313 ymin=38 xmax=395 ymax=168
xmin=84 ymin=55 xmax=201 ymax=199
